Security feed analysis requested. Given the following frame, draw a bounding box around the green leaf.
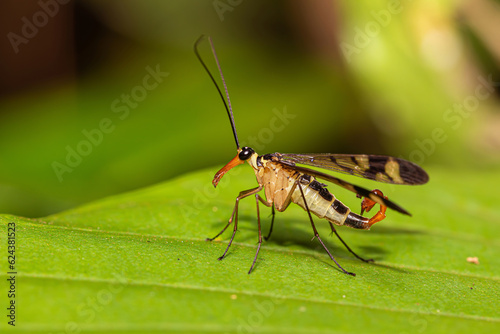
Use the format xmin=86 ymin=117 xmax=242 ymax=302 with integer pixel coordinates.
xmin=1 ymin=166 xmax=499 ymax=333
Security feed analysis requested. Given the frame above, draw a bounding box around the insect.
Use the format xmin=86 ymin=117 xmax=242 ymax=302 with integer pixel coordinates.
xmin=195 ymin=36 xmax=429 ymax=276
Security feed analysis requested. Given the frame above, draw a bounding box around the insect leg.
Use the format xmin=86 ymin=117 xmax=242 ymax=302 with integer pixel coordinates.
xmin=328 ymin=222 xmax=374 ymax=263
xmin=248 ymin=194 xmax=271 ymax=274
xmin=360 ymin=189 xmax=388 ymax=226
xmin=206 ymin=221 xmax=231 ymax=242
xmin=264 ymin=205 xmax=275 ymax=241
xmin=207 ymin=187 xmax=261 ymax=241
xmin=297 ymin=182 xmax=356 ymax=276
xmin=215 ymin=186 xmax=263 ymax=261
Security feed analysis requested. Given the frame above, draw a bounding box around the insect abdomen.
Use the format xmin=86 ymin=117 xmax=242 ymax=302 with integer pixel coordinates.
xmin=290 ymin=179 xmax=334 ymax=219
xmin=291 ymin=175 xmax=371 ymax=229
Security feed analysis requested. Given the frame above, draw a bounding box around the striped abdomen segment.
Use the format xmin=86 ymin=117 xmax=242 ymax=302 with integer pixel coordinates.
xmin=290 ymin=175 xmax=371 ymax=230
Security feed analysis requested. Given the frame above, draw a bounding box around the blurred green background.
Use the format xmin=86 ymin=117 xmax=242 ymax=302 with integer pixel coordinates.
xmin=0 ymin=0 xmax=499 ymax=218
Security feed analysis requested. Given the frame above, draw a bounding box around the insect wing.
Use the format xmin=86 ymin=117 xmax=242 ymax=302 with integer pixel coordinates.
xmin=281 ymin=153 xmax=429 ymax=185
xmin=280 ymin=162 xmax=411 ymax=216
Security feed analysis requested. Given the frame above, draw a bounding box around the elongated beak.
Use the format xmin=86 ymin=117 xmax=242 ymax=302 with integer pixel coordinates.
xmin=213 ymin=153 xmax=243 ymax=187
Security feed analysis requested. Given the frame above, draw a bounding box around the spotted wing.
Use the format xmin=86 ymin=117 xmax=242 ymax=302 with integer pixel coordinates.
xmin=279 ymin=162 xmax=411 ymax=216
xmin=281 ymin=153 xmax=428 ymax=185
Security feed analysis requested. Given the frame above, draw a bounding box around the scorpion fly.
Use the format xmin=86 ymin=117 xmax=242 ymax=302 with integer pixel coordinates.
xmin=194 ymin=36 xmax=429 ymax=276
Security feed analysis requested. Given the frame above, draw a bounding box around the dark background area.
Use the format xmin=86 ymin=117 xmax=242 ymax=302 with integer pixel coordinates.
xmin=0 ymin=0 xmax=499 ymax=217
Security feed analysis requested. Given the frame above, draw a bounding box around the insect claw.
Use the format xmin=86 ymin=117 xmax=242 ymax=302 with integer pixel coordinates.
xmin=360 ymin=188 xmax=387 ymax=216
xmin=360 ymin=197 xmax=377 ymax=215
xmin=364 ymin=189 xmax=388 ymax=227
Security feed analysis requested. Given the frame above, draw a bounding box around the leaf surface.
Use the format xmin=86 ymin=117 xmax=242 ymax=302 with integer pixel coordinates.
xmin=1 ymin=166 xmax=499 ymax=333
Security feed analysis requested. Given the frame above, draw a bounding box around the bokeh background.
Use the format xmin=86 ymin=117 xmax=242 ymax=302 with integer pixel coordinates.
xmin=0 ymin=0 xmax=499 ymax=218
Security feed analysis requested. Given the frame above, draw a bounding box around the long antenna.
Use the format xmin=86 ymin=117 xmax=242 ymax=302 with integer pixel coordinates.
xmin=194 ymin=35 xmax=240 ymax=149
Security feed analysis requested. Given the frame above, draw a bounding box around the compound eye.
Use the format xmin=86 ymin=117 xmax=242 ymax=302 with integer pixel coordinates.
xmin=238 ymin=147 xmax=254 ymax=160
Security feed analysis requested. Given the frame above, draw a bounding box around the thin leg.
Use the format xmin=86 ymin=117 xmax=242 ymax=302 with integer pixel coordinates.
xmin=211 ymin=186 xmax=263 ymax=261
xmin=206 ymin=199 xmax=241 ymax=241
xmin=207 ymin=187 xmax=261 ymax=241
xmin=329 ymin=222 xmax=374 ymax=263
xmin=297 ymin=183 xmax=355 ymax=276
xmin=248 ymin=194 xmax=263 ymax=274
xmin=264 ymin=205 xmax=276 ymax=241
xmin=206 ymin=220 xmax=231 ymax=241
xmin=248 ymin=194 xmax=272 ymax=273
